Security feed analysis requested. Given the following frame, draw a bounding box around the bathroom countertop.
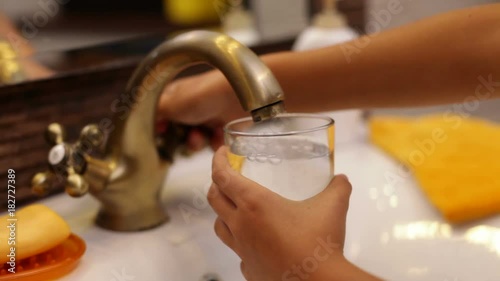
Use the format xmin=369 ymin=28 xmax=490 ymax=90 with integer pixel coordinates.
xmin=32 ymin=123 xmax=500 ymax=281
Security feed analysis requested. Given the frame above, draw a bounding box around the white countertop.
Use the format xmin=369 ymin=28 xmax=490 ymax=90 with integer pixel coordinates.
xmin=39 ymin=122 xmax=500 ymax=281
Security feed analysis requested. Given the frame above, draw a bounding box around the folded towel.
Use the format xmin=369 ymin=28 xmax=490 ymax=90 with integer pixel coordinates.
xmin=369 ymin=115 xmax=500 ymax=223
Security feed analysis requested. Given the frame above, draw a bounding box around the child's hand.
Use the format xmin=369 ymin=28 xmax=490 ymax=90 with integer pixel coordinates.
xmin=209 ymin=147 xmax=380 ymax=281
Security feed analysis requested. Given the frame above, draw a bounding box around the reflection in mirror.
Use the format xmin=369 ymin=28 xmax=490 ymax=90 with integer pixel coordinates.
xmin=0 ymin=12 xmax=53 ymax=85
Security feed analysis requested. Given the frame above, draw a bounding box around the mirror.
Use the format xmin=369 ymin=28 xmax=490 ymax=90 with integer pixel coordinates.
xmin=0 ymin=0 xmax=365 ymax=87
xmin=0 ymin=0 xmax=199 ymax=86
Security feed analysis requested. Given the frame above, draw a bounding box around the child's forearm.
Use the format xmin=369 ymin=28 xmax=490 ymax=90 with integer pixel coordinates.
xmin=263 ymin=4 xmax=500 ymax=112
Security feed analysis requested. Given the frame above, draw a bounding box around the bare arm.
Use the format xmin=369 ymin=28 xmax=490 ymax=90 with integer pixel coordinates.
xmin=266 ymin=3 xmax=500 ymax=112
xmin=160 ymin=4 xmax=500 ymax=124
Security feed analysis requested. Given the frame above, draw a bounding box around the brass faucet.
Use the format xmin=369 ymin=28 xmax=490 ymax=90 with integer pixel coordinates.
xmin=31 ymin=31 xmax=285 ymax=231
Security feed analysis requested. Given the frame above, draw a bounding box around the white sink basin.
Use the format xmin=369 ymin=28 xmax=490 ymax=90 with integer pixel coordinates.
xmin=36 ymin=124 xmax=500 ymax=280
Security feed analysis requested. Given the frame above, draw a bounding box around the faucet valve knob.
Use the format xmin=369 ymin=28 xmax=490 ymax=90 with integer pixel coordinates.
xmin=65 ymin=172 xmax=89 ymax=197
xmin=76 ymin=124 xmax=103 ymax=154
xmin=31 ymin=171 xmax=56 ymax=196
xmin=45 ymin=123 xmax=66 ymax=145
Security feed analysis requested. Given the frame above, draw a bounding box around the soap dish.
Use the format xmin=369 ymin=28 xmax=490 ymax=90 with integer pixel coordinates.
xmin=0 ymin=234 xmax=86 ymax=280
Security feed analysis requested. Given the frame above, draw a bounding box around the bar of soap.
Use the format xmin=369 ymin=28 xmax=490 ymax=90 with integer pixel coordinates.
xmin=0 ymin=204 xmax=71 ymax=263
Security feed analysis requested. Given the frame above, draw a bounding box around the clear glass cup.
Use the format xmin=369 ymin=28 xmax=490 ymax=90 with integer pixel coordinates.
xmin=224 ymin=113 xmax=335 ymax=201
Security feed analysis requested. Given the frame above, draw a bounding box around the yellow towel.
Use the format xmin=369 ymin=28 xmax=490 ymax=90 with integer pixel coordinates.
xmin=370 ymin=114 xmax=500 ymax=223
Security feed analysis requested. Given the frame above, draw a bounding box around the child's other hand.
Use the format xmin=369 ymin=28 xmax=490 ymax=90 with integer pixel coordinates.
xmin=158 ymin=71 xmax=243 ymax=151
xmin=209 ymin=146 xmax=379 ymax=281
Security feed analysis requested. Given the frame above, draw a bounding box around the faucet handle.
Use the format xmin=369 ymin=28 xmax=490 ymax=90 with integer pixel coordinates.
xmin=32 ymin=123 xmax=102 ymax=197
xmin=32 ymin=168 xmax=89 ymax=197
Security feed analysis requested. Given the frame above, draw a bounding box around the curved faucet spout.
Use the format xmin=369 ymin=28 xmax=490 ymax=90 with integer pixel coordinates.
xmin=98 ymin=31 xmax=284 ymax=231
xmin=108 ymin=31 xmax=285 ymax=156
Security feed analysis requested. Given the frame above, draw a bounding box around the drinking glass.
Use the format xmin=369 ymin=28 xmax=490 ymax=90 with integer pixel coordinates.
xmin=224 ymin=113 xmax=335 ymax=200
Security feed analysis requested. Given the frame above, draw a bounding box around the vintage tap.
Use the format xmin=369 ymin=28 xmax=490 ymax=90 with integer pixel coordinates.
xmin=31 ymin=31 xmax=285 ymax=231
